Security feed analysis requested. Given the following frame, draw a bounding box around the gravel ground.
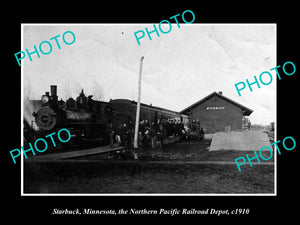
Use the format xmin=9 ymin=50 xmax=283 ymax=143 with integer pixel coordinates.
xmin=24 ymin=161 xmax=274 ymax=194
xmin=76 ymin=139 xmax=274 ymax=162
xmin=24 ymin=139 xmax=274 ymax=194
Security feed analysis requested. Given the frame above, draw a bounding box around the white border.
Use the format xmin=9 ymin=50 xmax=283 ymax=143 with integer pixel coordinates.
xmin=21 ymin=23 xmax=24 ymax=195
xmin=21 ymin=23 xmax=277 ymax=196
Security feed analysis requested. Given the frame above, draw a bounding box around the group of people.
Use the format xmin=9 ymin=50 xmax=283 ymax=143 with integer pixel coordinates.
xmin=189 ymin=119 xmax=204 ymax=139
xmin=108 ymin=119 xmax=188 ymax=149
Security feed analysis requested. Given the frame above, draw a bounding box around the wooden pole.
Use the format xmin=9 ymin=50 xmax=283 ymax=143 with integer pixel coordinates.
xmin=134 ymin=56 xmax=144 ymax=148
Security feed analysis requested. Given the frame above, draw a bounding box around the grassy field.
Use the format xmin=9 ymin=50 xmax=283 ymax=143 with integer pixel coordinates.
xmin=24 ymin=139 xmax=274 ymax=194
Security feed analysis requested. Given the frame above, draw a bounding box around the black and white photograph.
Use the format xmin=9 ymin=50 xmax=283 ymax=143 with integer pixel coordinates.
xmin=21 ymin=24 xmax=276 ymax=195
xmin=3 ymin=3 xmax=299 ymax=221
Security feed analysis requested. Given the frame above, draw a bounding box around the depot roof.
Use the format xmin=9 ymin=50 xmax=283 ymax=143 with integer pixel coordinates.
xmin=180 ymin=91 xmax=253 ymax=116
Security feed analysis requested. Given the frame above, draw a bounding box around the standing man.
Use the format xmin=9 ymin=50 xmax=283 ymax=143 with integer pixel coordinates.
xmin=108 ymin=123 xmax=115 ymax=148
xmin=128 ymin=120 xmax=134 ymax=147
xmin=149 ymin=122 xmax=157 ymax=148
xmin=121 ymin=123 xmax=129 ymax=147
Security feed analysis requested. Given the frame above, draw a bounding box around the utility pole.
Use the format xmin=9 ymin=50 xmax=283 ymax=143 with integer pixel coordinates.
xmin=134 ymin=56 xmax=144 ymax=148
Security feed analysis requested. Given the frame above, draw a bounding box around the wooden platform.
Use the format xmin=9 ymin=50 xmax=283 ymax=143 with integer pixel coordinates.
xmin=26 ymin=136 xmax=181 ymax=162
xmin=26 ymin=145 xmax=125 ymax=162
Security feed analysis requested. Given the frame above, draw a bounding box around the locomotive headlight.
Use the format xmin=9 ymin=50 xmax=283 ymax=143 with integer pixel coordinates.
xmin=41 ymin=95 xmax=49 ymax=103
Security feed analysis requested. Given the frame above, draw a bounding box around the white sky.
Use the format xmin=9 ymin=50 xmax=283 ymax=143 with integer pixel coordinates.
xmin=22 ymin=24 xmax=276 ymax=125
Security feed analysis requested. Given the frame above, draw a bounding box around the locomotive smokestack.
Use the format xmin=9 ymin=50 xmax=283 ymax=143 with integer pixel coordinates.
xmin=50 ymin=85 xmax=58 ymax=101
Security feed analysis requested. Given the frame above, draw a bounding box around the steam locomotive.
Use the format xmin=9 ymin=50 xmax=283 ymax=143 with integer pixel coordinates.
xmin=26 ymin=85 xmax=188 ymax=147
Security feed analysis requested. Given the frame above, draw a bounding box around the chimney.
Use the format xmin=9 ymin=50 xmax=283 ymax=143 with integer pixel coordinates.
xmin=218 ymin=91 xmax=223 ymax=95
xmin=50 ymin=85 xmax=58 ymax=101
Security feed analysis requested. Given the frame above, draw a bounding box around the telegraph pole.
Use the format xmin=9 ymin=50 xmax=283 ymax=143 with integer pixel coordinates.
xmin=134 ymin=56 xmax=144 ymax=148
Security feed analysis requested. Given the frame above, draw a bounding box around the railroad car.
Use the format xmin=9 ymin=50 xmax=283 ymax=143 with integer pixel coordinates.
xmin=26 ymin=85 xmax=189 ymax=147
xmin=109 ymin=99 xmax=188 ymax=127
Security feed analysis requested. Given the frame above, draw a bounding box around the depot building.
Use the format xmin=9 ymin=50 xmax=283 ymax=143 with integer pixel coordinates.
xmin=181 ymin=91 xmax=253 ymax=133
